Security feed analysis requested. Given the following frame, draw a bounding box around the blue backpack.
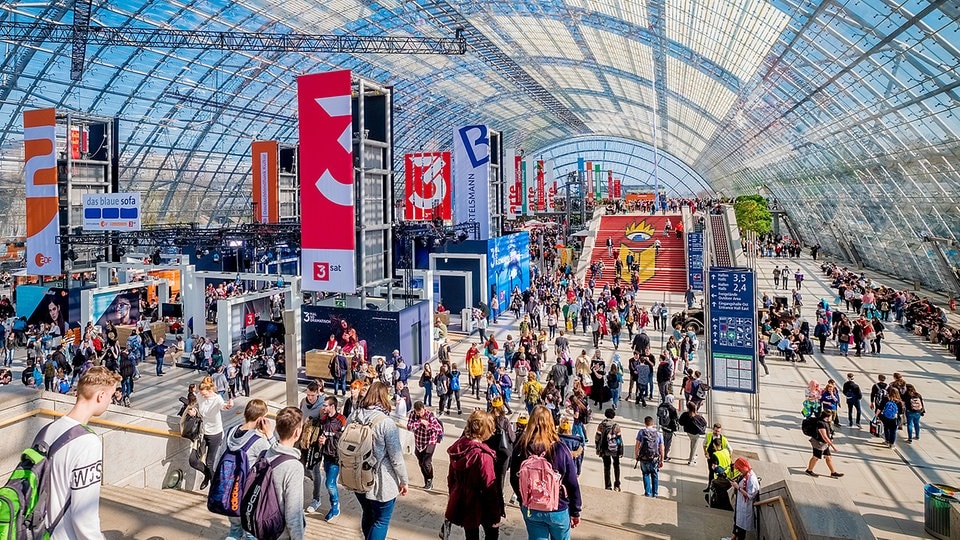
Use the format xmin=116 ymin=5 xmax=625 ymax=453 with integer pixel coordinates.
xmin=450 ymin=373 xmax=461 ymax=392
xmin=882 ymin=400 xmax=898 ymax=420
xmin=208 ymin=432 xmax=260 ymax=517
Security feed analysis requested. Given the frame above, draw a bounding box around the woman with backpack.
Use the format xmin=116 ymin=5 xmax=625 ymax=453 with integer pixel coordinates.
xmin=443 ymin=410 xmax=502 ymax=540
xmin=903 ymin=384 xmax=925 ymax=443
xmin=509 ymin=405 xmax=582 ymax=540
xmin=192 ymin=375 xmax=234 ymax=489
xmin=877 ymin=387 xmax=903 ymax=448
xmin=345 ymin=381 xmax=410 ymax=540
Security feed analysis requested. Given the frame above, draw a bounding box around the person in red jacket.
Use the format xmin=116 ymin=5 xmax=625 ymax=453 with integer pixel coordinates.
xmin=444 ymin=410 xmax=502 ymax=540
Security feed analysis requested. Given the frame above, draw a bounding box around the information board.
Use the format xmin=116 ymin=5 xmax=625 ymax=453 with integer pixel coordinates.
xmin=687 ymin=231 xmax=704 ymax=291
xmin=708 ymin=267 xmax=757 ymax=394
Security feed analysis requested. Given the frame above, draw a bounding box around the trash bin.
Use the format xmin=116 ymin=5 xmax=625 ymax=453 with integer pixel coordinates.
xmin=925 ymin=484 xmax=959 ymax=540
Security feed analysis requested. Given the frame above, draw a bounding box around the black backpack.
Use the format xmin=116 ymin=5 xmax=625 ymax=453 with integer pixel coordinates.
xmin=657 ymin=404 xmax=674 ymax=431
xmin=638 ymin=428 xmax=659 ymax=460
xmin=240 ymin=452 xmax=296 ymax=540
xmin=801 ymin=416 xmax=821 ymax=438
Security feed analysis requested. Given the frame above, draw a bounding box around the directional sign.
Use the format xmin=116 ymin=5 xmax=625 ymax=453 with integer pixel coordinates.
xmin=687 ymin=231 xmax=703 ymax=291
xmin=708 ymin=267 xmax=757 ymax=394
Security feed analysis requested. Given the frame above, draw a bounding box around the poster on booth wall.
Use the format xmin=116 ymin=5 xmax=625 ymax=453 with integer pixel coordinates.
xmin=229 ymin=296 xmax=274 ymax=353
xmin=301 ymin=304 xmax=399 ymax=361
xmin=15 ymin=286 xmax=72 ymax=335
xmin=252 ymin=141 xmax=280 ymax=224
xmin=487 ymin=233 xmax=531 ymax=316
xmin=404 ymin=152 xmax=452 ymax=221
xmin=453 ymin=125 xmax=491 ymax=239
xmin=24 ymin=108 xmax=62 ymax=276
xmin=91 ymin=289 xmax=144 ymax=328
xmin=298 ymin=70 xmax=357 ymax=293
xmin=82 ymin=193 xmax=142 ymax=232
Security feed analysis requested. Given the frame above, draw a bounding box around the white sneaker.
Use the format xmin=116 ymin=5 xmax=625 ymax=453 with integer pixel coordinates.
xmin=306 ymin=501 xmax=321 ymax=513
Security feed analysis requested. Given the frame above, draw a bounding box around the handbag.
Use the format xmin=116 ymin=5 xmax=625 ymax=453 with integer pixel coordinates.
xmin=869 ymin=416 xmax=881 ymax=437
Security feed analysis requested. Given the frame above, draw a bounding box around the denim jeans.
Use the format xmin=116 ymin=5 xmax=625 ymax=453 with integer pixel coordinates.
xmin=906 ymin=411 xmax=922 ymax=440
xmin=847 ymin=400 xmax=862 ymax=426
xmin=226 ymin=517 xmax=256 ymax=540
xmin=423 ymin=381 xmax=433 ymax=406
xmin=838 ymin=342 xmax=849 ymax=355
xmin=332 ymin=375 xmax=347 ymax=395
xmin=322 ymin=460 xmax=340 ymax=508
xmin=355 ymin=493 xmax=396 ymax=540
xmin=611 ymin=334 xmax=620 ymax=348
xmin=520 ymin=506 xmax=571 ymax=540
xmin=641 ymin=459 xmax=659 ymax=496
xmin=155 ymin=355 xmax=164 ymax=375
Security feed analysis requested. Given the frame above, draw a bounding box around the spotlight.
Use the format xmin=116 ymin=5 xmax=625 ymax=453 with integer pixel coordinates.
xmin=66 ymin=249 xmax=78 ymax=262
xmin=116 ymin=246 xmax=126 ymax=257
xmin=457 ymin=232 xmax=468 ymax=242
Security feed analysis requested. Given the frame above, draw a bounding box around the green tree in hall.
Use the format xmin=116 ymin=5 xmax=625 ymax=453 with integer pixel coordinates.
xmin=734 ymin=195 xmax=772 ymax=235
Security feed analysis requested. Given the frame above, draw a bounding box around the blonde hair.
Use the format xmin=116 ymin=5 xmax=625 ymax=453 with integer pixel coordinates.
xmin=77 ymin=366 xmax=121 ymax=399
xmin=199 ymin=376 xmax=215 ymax=392
xmin=359 ymin=381 xmax=392 ymax=412
xmin=464 ymin=410 xmax=495 ymax=441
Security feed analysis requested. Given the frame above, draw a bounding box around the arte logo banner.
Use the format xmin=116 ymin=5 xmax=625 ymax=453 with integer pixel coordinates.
xmin=535 ymin=160 xmax=546 ymax=212
xmin=545 ymin=160 xmax=557 ymax=212
xmin=82 ymin=192 xmax=141 ymax=232
xmin=524 ymin=160 xmax=536 ymax=216
xmin=252 ymin=140 xmax=279 ymax=223
xmin=504 ymin=149 xmax=521 ymax=218
xmin=24 ymin=108 xmax=62 ymax=276
xmin=404 ymin=151 xmax=451 ymax=221
xmin=298 ymin=70 xmax=356 ymax=293
xmin=453 ymin=125 xmax=490 ymax=239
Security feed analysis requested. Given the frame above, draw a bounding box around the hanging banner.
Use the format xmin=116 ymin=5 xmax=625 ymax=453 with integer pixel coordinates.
xmin=252 ymin=140 xmax=279 ymax=223
xmin=545 ymin=160 xmax=557 ymax=212
xmin=24 ymin=108 xmax=62 ymax=276
xmin=708 ymin=267 xmax=757 ymax=393
xmin=594 ymin=163 xmax=602 ymax=200
xmin=585 ymin=161 xmax=594 ymax=203
xmin=298 ymin=70 xmax=356 ymax=293
xmin=614 ymin=178 xmax=622 ymax=199
xmin=404 ymin=151 xmax=452 ymax=221
xmin=535 ymin=160 xmax=546 ymax=212
xmin=607 ymin=170 xmax=614 ymax=199
xmin=453 ymin=125 xmax=491 ymax=239
xmin=505 ymin=150 xmax=521 ymax=218
xmin=523 ymin=160 xmax=536 ymax=216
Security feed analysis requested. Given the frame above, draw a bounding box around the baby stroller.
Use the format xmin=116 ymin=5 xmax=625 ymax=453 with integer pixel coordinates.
xmin=705 ymin=468 xmax=734 ymax=511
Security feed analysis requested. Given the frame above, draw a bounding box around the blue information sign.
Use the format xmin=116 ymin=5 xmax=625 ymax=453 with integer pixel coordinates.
xmin=708 ymin=267 xmax=757 ymax=394
xmin=687 ymin=231 xmax=703 ymax=291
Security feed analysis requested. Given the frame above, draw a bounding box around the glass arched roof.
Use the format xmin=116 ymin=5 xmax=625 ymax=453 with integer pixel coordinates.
xmin=0 ymin=0 xmax=958 ymax=289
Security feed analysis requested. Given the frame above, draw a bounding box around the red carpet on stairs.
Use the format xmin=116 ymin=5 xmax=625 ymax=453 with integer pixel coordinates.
xmin=588 ymin=214 xmax=688 ymax=293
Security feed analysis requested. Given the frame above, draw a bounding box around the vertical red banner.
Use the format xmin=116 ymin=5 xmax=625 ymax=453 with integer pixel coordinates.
xmin=404 ymin=152 xmax=451 ymax=221
xmin=507 ymin=154 xmax=522 ymax=217
xmin=252 ymin=140 xmax=279 ymax=223
xmin=536 ymin=160 xmax=546 ymax=211
xmin=69 ymin=126 xmax=81 ymax=160
xmin=607 ymin=170 xmax=614 ymax=199
xmin=586 ymin=161 xmax=594 ymax=202
xmin=614 ymin=178 xmax=622 ymax=199
xmin=298 ymin=70 xmax=356 ymax=293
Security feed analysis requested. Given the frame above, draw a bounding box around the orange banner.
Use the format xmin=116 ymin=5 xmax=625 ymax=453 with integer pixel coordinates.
xmin=24 ymin=108 xmax=62 ymax=276
xmin=252 ymin=140 xmax=279 ymax=223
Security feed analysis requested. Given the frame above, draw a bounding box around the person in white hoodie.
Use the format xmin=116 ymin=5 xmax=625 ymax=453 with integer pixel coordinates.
xmin=222 ymin=399 xmax=275 ymax=540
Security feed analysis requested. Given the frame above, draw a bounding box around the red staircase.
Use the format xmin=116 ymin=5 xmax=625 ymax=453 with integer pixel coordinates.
xmin=588 ymin=214 xmax=687 ymax=293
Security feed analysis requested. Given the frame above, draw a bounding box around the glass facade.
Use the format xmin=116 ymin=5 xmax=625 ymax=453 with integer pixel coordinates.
xmin=0 ymin=0 xmax=957 ymax=288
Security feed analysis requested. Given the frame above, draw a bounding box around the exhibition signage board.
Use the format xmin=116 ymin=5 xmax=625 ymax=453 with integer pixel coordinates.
xmin=687 ymin=231 xmax=704 ymax=291
xmin=24 ymin=108 xmax=62 ymax=276
xmin=82 ymin=193 xmax=142 ymax=232
xmin=453 ymin=125 xmax=491 ymax=239
xmin=252 ymin=140 xmax=279 ymax=223
xmin=707 ymin=267 xmax=757 ymax=394
xmin=298 ymin=70 xmax=357 ymax=293
xmin=404 ymin=151 xmax=452 ymax=221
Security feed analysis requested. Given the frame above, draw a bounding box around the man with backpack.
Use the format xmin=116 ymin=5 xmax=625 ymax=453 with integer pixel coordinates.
xmin=240 ymin=406 xmax=305 ymax=540
xmin=635 ymin=416 xmax=665 ymax=497
xmin=594 ymin=408 xmax=623 ymax=491
xmin=803 ymin=410 xmax=844 ymax=478
xmin=209 ymin=399 xmax=273 ymax=539
xmin=5 ymin=366 xmax=121 ymax=539
xmin=842 ymin=373 xmax=864 ymax=427
xmin=305 ymin=396 xmax=346 ymax=521
xmin=657 ymin=395 xmax=679 ymax=461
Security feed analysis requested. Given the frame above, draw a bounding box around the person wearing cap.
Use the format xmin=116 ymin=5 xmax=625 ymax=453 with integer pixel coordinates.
xmin=731 ymin=457 xmax=760 ymax=540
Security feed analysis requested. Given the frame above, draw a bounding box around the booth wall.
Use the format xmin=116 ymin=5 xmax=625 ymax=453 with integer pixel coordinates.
xmin=15 ymin=285 xmax=80 ymax=331
xmin=397 ymin=301 xmax=432 ymax=365
xmin=301 ymin=304 xmax=400 ymax=362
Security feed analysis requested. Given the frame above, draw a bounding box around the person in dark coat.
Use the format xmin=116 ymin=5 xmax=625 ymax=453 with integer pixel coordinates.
xmin=445 ymin=410 xmax=501 ymax=539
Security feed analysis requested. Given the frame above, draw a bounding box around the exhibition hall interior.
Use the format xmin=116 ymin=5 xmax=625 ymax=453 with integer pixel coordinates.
xmin=0 ymin=1 xmax=959 ymax=539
